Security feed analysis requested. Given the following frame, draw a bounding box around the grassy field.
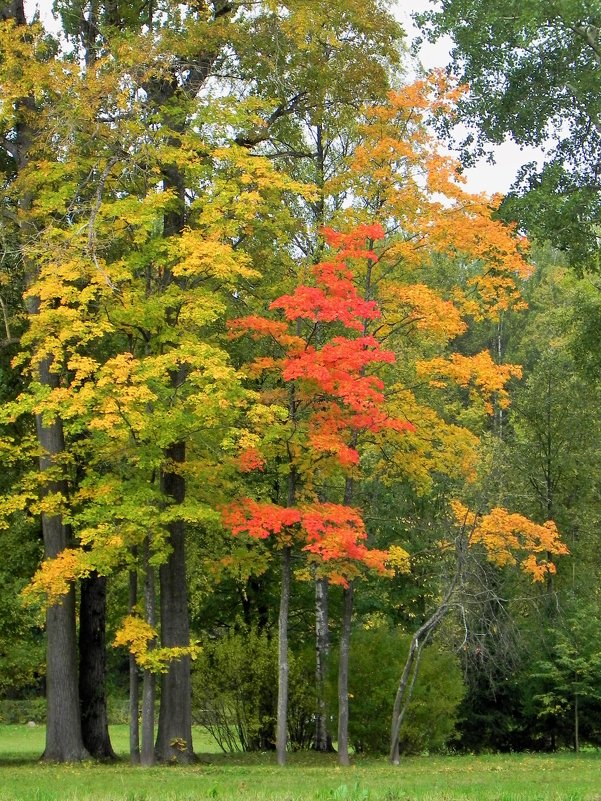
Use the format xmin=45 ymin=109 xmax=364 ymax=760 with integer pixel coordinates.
xmin=0 ymin=725 xmax=600 ymax=801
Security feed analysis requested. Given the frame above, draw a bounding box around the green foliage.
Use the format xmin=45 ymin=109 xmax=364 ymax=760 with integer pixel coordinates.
xmin=529 ymin=601 xmax=601 ymax=747
xmin=191 ymin=628 xmax=313 ymax=752
xmin=0 ymin=698 xmax=46 ymax=724
xmin=0 ymin=515 xmax=44 ymax=697
xmin=330 ymin=627 xmax=464 ymax=756
xmin=416 ymin=0 xmax=601 ymax=267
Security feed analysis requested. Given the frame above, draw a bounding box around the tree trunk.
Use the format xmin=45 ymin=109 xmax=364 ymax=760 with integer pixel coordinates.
xmin=389 ymin=593 xmax=454 ymax=764
xmin=276 ymin=544 xmax=292 ymax=766
xmin=155 ymin=442 xmax=193 ymax=763
xmin=79 ymin=572 xmax=116 ymax=760
xmin=37 ymin=381 xmax=88 ymax=763
xmin=0 ymin=0 xmax=26 ymax=24
xmin=389 ymin=633 xmax=427 ymax=765
xmin=128 ymin=566 xmax=140 ymax=764
xmin=337 ymin=582 xmax=354 ymax=766
xmin=574 ymin=691 xmax=579 ymax=753
xmin=314 ymin=575 xmax=333 ymax=752
xmin=141 ymin=539 xmax=156 ymax=766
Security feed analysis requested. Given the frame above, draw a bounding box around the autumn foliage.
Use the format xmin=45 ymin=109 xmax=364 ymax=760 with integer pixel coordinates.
xmin=224 ymin=225 xmax=412 ymax=585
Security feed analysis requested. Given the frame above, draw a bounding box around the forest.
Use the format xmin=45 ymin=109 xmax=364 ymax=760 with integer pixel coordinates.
xmin=0 ymin=0 xmax=601 ymax=775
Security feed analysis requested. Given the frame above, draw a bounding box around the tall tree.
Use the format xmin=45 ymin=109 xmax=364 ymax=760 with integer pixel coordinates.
xmin=416 ymin=0 xmax=601 ymax=268
xmin=224 ymin=224 xmax=409 ymax=764
xmin=0 ymin=4 xmax=90 ymax=761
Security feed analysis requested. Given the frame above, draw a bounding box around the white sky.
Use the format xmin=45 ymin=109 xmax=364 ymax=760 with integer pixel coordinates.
xmin=394 ymin=0 xmax=546 ymax=195
xmin=25 ymin=0 xmax=543 ymax=195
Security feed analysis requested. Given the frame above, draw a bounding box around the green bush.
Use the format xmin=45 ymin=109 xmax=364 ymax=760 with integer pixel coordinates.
xmin=0 ymin=697 xmax=46 ymax=724
xmin=333 ymin=627 xmax=464 ymax=755
xmin=192 ymin=628 xmax=314 ymax=752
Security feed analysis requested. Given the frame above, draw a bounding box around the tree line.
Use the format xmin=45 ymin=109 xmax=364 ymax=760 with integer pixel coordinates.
xmin=0 ymin=0 xmax=599 ymax=766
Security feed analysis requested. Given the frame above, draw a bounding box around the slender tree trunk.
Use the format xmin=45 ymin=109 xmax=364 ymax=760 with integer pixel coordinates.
xmin=141 ymin=539 xmax=156 ymax=766
xmin=574 ymin=691 xmax=579 ymax=753
xmin=79 ymin=572 xmax=116 ymax=760
xmin=155 ymin=442 xmax=193 ymax=763
xmin=337 ymin=582 xmax=354 ymax=766
xmin=389 ymin=583 xmax=457 ymax=764
xmin=129 ymin=565 xmax=140 ymax=764
xmin=389 ymin=633 xmax=427 ymax=765
xmin=276 ymin=544 xmax=292 ymax=766
xmin=336 ymin=468 xmax=357 ymax=766
xmin=314 ymin=575 xmax=333 ymax=752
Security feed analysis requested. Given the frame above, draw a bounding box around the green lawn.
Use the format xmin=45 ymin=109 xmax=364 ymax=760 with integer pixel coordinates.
xmin=0 ymin=725 xmax=600 ymax=801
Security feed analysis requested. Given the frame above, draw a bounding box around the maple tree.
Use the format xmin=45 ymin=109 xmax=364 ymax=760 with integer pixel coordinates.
xmin=221 ymin=69 xmax=570 ymax=764
xmin=0 ymin=0 xmax=317 ymax=763
xmin=224 ymin=224 xmax=412 ymax=765
xmin=0 ymin=0 xmax=409 ymax=765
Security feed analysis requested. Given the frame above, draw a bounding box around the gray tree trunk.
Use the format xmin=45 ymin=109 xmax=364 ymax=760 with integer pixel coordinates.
xmin=128 ymin=565 xmax=140 ymax=764
xmin=314 ymin=575 xmax=333 ymax=752
xmin=155 ymin=442 xmax=193 ymax=763
xmin=276 ymin=544 xmax=292 ymax=765
xmin=37 ymin=368 xmax=88 ymax=763
xmin=337 ymin=583 xmax=354 ymax=766
xmin=141 ymin=539 xmax=156 ymax=766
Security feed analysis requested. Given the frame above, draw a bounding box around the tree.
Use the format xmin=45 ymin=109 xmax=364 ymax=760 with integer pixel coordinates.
xmin=416 ymin=0 xmax=601 ymax=268
xmin=388 ymin=501 xmax=567 ymax=764
xmin=0 ymin=0 xmax=407 ymax=764
xmin=224 ymin=224 xmax=410 ymax=765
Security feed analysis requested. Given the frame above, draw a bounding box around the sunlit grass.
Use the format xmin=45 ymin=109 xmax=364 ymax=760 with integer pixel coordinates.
xmin=0 ymin=726 xmax=600 ymax=801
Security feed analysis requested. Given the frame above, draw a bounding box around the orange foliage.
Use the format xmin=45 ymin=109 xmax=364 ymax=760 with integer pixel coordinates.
xmin=222 ymin=499 xmax=302 ymax=543
xmin=222 ymin=499 xmax=398 ymax=586
xmin=223 ymin=224 xmax=413 ymax=580
xmin=336 ymin=72 xmax=532 ymax=323
xmin=451 ymin=501 xmax=568 ymax=581
xmin=237 ymin=447 xmax=266 ymax=472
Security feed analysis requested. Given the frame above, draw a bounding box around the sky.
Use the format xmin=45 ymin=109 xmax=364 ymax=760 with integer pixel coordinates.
xmin=394 ymin=0 xmax=546 ymax=195
xmin=24 ymin=0 xmax=544 ymax=196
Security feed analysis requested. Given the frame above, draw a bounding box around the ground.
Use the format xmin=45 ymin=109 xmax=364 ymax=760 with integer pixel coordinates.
xmin=0 ymin=725 xmax=599 ymax=800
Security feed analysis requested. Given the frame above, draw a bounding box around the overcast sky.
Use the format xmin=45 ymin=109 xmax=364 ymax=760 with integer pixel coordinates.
xmin=25 ymin=0 xmax=543 ymax=195
xmin=395 ymin=0 xmax=546 ymax=195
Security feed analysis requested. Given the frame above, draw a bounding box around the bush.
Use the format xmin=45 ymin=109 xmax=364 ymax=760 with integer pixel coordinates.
xmin=332 ymin=626 xmax=464 ymax=755
xmin=192 ymin=628 xmax=314 ymax=752
xmin=0 ymin=697 xmax=46 ymax=724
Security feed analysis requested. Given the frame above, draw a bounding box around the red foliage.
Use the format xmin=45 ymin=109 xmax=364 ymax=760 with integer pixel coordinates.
xmin=272 ymin=264 xmax=381 ymax=330
xmin=237 ymin=448 xmax=266 ymax=472
xmin=222 ymin=499 xmax=301 ymax=540
xmin=223 ymin=224 xmax=413 ymax=578
xmin=282 ymin=335 xmax=395 ymax=411
xmin=222 ymin=499 xmax=390 ymax=583
xmin=321 ymin=223 xmax=386 ymax=261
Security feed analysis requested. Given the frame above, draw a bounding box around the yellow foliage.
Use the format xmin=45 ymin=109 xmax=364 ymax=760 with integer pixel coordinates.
xmin=114 ymin=615 xmax=200 ymax=673
xmin=417 ymin=351 xmax=522 ymax=414
xmin=387 ymin=545 xmax=411 ymax=573
xmin=22 ymin=548 xmax=91 ymax=606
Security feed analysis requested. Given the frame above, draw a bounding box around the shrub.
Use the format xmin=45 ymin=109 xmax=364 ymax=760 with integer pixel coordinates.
xmin=192 ymin=628 xmax=314 ymax=752
xmin=332 ymin=626 xmax=464 ymax=755
xmin=0 ymin=697 xmax=46 ymax=724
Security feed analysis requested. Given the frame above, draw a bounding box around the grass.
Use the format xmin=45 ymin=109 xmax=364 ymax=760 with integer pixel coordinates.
xmin=0 ymin=725 xmax=600 ymax=801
